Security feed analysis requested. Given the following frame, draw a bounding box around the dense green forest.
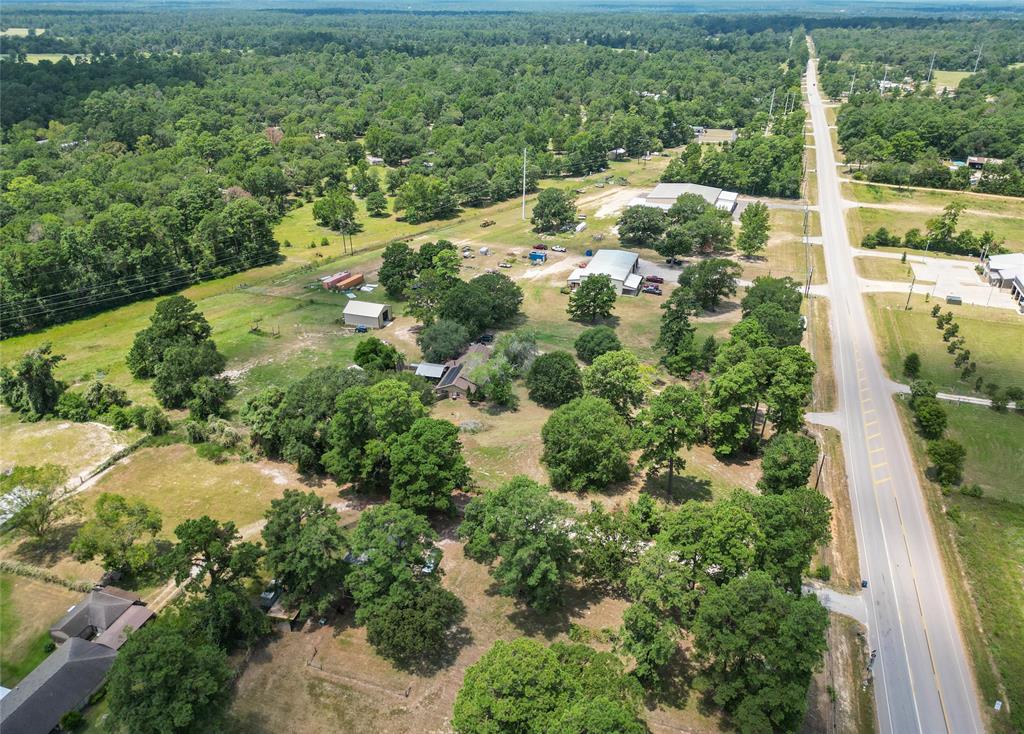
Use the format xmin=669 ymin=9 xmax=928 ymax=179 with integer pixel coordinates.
xmin=812 ymin=20 xmax=1024 ymax=194
xmin=1 ymin=10 xmax=811 ymax=335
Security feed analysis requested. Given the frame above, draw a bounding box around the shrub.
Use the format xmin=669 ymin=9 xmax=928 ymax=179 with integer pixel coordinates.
xmin=104 ymin=405 xmax=134 ymax=430
xmin=59 ymin=711 xmax=84 ymax=731
xmin=926 ymin=438 xmax=966 ymax=485
xmin=574 ymin=326 xmax=621 ymax=363
xmin=55 ymin=391 xmax=91 ymax=422
xmin=142 ymin=407 xmax=171 ymax=436
xmin=813 ymin=565 xmax=832 ymax=582
xmin=960 ymin=483 xmax=984 ymax=498
xmin=902 ymin=352 xmax=921 ymax=379
xmin=184 ymin=420 xmax=208 ymax=444
xmin=205 ymin=417 xmax=242 ymax=448
xmin=196 ymin=443 xmax=229 ymax=463
xmin=912 ymin=397 xmax=947 ymax=439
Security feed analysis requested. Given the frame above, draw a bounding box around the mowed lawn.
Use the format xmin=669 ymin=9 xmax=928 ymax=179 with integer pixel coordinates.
xmin=854 ymin=256 xmax=917 ymax=282
xmin=846 ymin=204 xmax=1024 ymax=253
xmin=865 ymin=293 xmax=1024 ymax=394
xmin=899 ymin=402 xmax=1024 ymax=733
xmin=0 ymin=574 xmax=80 ymax=686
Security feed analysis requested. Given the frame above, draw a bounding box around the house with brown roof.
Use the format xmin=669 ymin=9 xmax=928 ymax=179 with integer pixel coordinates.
xmin=434 ymin=344 xmax=490 ymax=399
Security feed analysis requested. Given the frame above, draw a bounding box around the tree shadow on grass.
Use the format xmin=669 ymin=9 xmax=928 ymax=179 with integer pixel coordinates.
xmin=503 ymin=583 xmax=604 ymax=640
xmin=641 ymin=473 xmax=713 ymax=504
xmin=11 ymin=520 xmax=83 ymax=566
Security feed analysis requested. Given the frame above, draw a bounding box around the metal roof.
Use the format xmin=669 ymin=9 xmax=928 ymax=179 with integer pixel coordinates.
xmin=585 ymin=249 xmax=639 ymax=283
xmin=988 ymin=253 xmax=1024 ymax=271
xmin=343 ymin=300 xmax=389 ymax=318
xmin=414 ymin=363 xmax=447 ymax=379
xmin=647 ymin=182 xmax=723 ymax=206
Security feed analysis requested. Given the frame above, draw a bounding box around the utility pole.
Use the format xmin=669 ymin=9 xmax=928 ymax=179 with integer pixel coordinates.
xmin=904 ymin=274 xmax=917 ymax=311
xmin=973 ymin=43 xmax=983 ymax=73
xmin=765 ymin=87 xmax=776 ymax=135
xmin=927 ymin=51 xmax=936 ymax=83
xmin=881 ymin=65 xmax=888 ymax=93
xmin=848 ymin=72 xmax=856 ymax=99
xmin=520 ymin=147 xmax=527 ymax=221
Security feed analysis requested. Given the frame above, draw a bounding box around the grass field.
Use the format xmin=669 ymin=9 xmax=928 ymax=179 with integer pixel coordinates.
xmin=897 ymin=401 xmax=1024 ymax=733
xmin=85 ymin=444 xmax=338 ymax=534
xmin=0 ymin=574 xmax=79 ymax=686
xmin=931 ymin=69 xmax=974 ymax=91
xmin=843 ymin=188 xmax=1024 ymax=253
xmin=1 ymin=412 xmax=139 ymax=480
xmin=805 ymin=296 xmax=835 ymax=412
xmin=864 ymin=293 xmax=1024 ymax=394
xmin=23 ymin=53 xmax=90 ymax=64
xmin=854 ymin=256 xmax=917 ymax=282
xmin=843 ymin=182 xmax=1024 ymax=216
xmin=0 ymin=27 xmax=46 ymax=36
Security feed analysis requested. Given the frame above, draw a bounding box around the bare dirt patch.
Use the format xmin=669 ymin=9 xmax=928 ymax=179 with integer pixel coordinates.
xmin=576 ymin=187 xmax=647 ymax=219
xmin=803 ymin=613 xmax=875 ymax=734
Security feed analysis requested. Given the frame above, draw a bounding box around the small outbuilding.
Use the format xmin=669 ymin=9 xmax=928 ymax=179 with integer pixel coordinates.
xmin=343 ymin=300 xmax=391 ymax=329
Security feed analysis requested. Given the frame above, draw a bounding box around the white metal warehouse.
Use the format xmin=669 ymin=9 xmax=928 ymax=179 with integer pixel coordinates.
xmin=343 ymin=300 xmax=391 ymax=329
xmin=567 ymin=249 xmax=642 ymax=295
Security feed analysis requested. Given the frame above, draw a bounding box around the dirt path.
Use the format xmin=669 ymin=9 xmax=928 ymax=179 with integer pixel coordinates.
xmin=576 ymin=186 xmax=645 ymax=219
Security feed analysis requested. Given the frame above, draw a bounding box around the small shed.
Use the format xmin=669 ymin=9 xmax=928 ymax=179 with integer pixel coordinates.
xmin=343 ymin=300 xmax=391 ymax=329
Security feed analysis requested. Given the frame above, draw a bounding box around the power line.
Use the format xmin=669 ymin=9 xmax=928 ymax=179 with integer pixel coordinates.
xmin=3 ymin=252 xmax=281 ymax=323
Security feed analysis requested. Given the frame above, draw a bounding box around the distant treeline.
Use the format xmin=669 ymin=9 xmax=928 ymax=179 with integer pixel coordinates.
xmin=1 ymin=11 xmax=808 ymax=334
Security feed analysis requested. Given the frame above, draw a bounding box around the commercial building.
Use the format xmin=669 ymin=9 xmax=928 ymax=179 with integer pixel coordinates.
xmin=984 ymin=253 xmax=1024 ymax=287
xmin=630 ymin=182 xmax=739 ymax=213
xmin=343 ymin=300 xmax=391 ymax=329
xmin=567 ymin=249 xmax=642 ymax=295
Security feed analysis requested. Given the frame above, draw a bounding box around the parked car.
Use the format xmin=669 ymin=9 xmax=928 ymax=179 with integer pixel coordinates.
xmin=644 ymin=275 xmax=664 ymax=284
xmin=480 ymin=219 xmax=495 ymax=227
xmin=664 ymin=257 xmax=683 ymax=266
xmin=642 ymin=285 xmax=663 ymax=295
xmin=551 ymin=245 xmax=567 ymax=253
xmin=477 ymin=334 xmax=494 ymax=344
xmin=499 ymin=262 xmax=512 ymax=268
xmin=533 ymin=243 xmax=548 ymax=250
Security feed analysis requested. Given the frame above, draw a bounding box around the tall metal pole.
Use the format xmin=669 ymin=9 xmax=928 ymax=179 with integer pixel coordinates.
xmin=927 ymin=51 xmax=936 ymax=83
xmin=904 ymin=274 xmax=916 ymax=311
xmin=520 ymin=147 xmax=527 ymax=221
xmin=765 ymin=88 xmax=776 ymax=135
xmin=848 ymin=72 xmax=856 ymax=99
xmin=973 ymin=43 xmax=983 ymax=73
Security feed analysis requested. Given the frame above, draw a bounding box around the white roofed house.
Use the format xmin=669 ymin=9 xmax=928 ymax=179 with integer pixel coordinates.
xmin=567 ymin=249 xmax=642 ymax=295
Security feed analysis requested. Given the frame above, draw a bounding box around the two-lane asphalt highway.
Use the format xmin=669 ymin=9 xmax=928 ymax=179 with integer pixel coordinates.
xmin=805 ymin=51 xmax=984 ymax=734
